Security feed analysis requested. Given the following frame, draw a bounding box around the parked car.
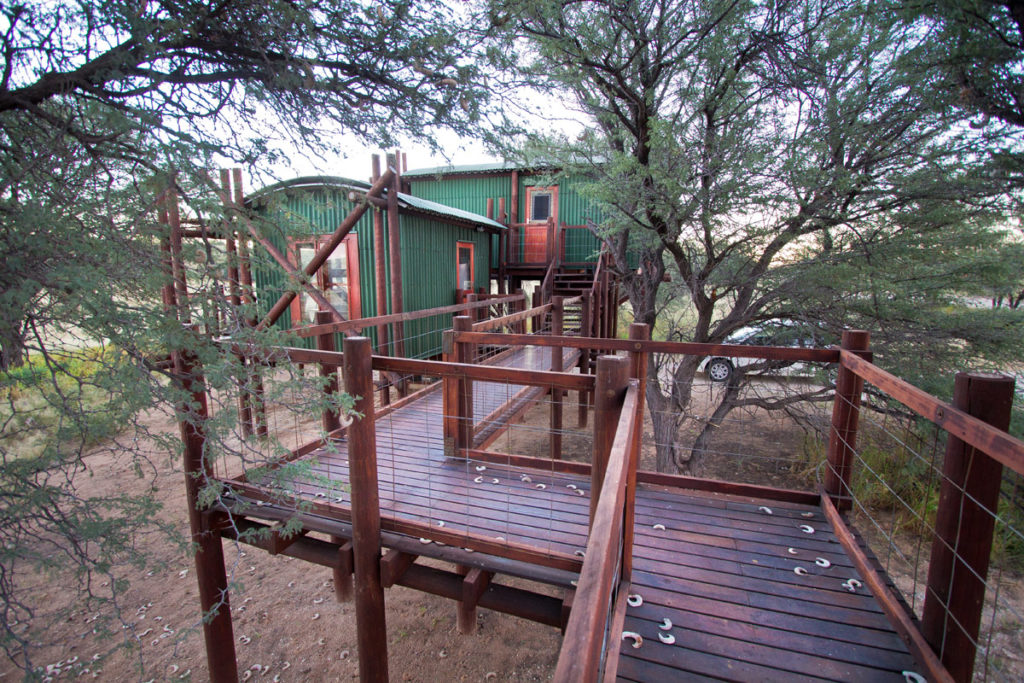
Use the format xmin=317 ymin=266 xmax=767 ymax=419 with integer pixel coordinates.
xmin=699 ymin=320 xmax=827 ymax=382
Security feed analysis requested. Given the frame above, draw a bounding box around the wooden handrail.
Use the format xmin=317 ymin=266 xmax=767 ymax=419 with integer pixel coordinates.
xmin=554 ymin=382 xmax=641 ymax=682
xmin=225 ymin=344 xmax=595 ymax=391
xmin=289 ymin=293 xmax=524 ymax=338
xmin=455 ymin=331 xmax=842 ymax=363
xmin=471 ymin=303 xmax=553 ymax=332
xmin=840 ymin=350 xmax=1024 ymax=475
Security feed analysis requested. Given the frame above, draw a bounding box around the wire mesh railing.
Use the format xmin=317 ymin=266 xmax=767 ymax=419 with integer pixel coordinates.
xmin=827 ymin=352 xmax=1024 ymax=682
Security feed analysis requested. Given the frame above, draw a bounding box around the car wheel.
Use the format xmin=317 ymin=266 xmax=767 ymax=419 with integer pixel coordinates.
xmin=707 ymin=358 xmax=733 ymax=382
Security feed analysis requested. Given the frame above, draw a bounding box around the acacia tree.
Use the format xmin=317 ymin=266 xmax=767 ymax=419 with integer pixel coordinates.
xmin=488 ymin=0 xmax=1024 ymax=473
xmin=0 ymin=0 xmax=484 ymax=671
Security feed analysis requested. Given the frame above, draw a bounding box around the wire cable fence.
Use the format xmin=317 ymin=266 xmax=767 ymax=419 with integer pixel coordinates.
xmin=826 ymin=380 xmax=1024 ymax=683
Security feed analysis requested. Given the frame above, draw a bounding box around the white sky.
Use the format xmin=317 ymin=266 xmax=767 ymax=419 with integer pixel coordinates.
xmin=267 ymin=128 xmax=504 ymax=183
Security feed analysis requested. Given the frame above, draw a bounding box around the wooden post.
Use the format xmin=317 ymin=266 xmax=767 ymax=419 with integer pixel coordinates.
xmin=219 ymin=170 xmax=253 ymax=438
xmin=467 ymin=293 xmax=479 ymax=324
xmin=498 ymin=197 xmax=509 ymax=294
xmin=371 ymin=156 xmax=390 ymax=349
xmin=590 ymin=355 xmax=630 ymax=525
xmin=486 ymin=198 xmax=495 ymax=220
xmin=824 ymin=330 xmax=871 ymax=510
xmin=371 ymin=156 xmax=391 ymax=406
xmin=386 ymin=153 xmax=405 ymax=361
xmin=922 ymin=372 xmax=1015 ymax=682
xmin=623 ymin=323 xmax=650 ymax=579
xmin=331 ymin=537 xmax=354 ymax=602
xmin=513 ymin=289 xmax=525 ymax=335
xmin=454 ymin=316 xmax=474 ymax=457
xmin=343 ymin=336 xmax=388 ymax=683
xmin=532 ymin=290 xmax=542 ymax=334
xmin=578 ymin=291 xmax=592 ymax=428
xmin=176 ymin=342 xmax=238 ymax=683
xmin=550 ymin=296 xmax=564 ymax=460
xmin=315 ymin=311 xmax=342 ymax=434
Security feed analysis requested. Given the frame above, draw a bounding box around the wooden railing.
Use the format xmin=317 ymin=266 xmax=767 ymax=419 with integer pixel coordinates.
xmin=555 ymin=367 xmax=641 ymax=682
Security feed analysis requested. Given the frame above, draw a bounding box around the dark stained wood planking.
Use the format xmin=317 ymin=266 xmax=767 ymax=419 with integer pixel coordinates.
xmin=217 ymin=343 xmax=923 ymax=682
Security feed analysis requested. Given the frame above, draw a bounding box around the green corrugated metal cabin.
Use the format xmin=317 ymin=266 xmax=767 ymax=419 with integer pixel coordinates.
xmin=247 ymin=176 xmax=503 ymax=359
xmin=403 ymin=162 xmax=606 ymax=289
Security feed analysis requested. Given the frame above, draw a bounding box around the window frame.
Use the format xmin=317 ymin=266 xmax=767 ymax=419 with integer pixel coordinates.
xmin=287 ymin=233 xmax=361 ymax=326
xmin=456 ymin=241 xmax=475 ymax=292
xmin=525 ymin=185 xmax=559 ymax=224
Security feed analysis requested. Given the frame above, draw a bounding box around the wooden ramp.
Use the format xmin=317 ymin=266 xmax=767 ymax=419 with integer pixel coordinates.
xmin=618 ymin=484 xmax=920 ymax=682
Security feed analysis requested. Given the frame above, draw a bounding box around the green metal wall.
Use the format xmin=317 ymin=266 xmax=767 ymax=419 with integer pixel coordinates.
xmin=250 ymin=184 xmax=490 ymax=358
xmin=250 ymin=186 xmax=379 ymax=352
xmin=406 ymin=175 xmax=510 ymax=217
xmin=408 ymin=170 xmax=606 ymax=266
xmin=399 ymin=215 xmax=491 ymax=358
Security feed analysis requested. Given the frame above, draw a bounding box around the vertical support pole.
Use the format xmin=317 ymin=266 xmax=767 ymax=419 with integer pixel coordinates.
xmin=510 ymin=170 xmax=519 ymax=264
xmin=578 ymin=291 xmax=592 ymax=428
xmin=315 ymin=310 xmax=342 ymax=434
xmin=486 ymin=198 xmax=495 ymax=220
xmin=386 ymin=153 xmax=405 ymax=361
xmin=343 ymin=336 xmax=388 ymax=683
xmin=371 ymin=155 xmax=391 ymax=406
xmin=590 ymin=355 xmax=630 ymax=526
xmin=824 ymin=330 xmax=871 ymax=510
xmin=176 ymin=338 xmax=238 ymax=683
xmin=371 ymin=155 xmax=390 ymax=350
xmin=532 ymin=290 xmax=542 ymax=334
xmin=623 ymin=323 xmax=650 ymax=579
xmin=231 ymin=168 xmax=267 ymax=438
xmin=453 ymin=316 xmax=474 ymax=456
xmin=331 ymin=537 xmax=354 ymax=602
xmin=220 ymin=170 xmax=253 ymax=438
xmin=550 ymin=296 xmax=564 ymax=460
xmin=922 ymin=372 xmax=1015 ymax=682
xmin=467 ymin=293 xmax=479 ymax=324
xmin=513 ymin=289 xmax=525 ymax=335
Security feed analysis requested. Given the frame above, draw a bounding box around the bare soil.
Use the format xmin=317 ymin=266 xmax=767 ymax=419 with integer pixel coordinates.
xmin=0 ymin=402 xmax=560 ymax=683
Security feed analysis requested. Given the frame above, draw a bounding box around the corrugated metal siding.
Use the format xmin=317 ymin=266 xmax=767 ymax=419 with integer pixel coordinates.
xmin=399 ymin=215 xmax=490 ymax=358
xmin=250 ymin=186 xmax=380 ymax=351
xmin=518 ymin=172 xmax=603 ymax=264
xmin=406 ymin=175 xmax=511 ymax=217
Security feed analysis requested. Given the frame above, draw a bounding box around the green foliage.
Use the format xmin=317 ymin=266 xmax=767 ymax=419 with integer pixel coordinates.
xmin=486 ymin=0 xmax=1024 ymax=475
xmin=0 ymin=0 xmax=487 ymax=673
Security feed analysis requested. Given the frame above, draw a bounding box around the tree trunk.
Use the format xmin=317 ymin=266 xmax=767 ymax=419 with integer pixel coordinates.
xmin=688 ymin=377 xmax=744 ymax=475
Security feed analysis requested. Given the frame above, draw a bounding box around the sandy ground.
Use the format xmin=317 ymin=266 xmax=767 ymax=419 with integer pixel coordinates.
xmin=0 ymin=400 xmax=561 ymax=682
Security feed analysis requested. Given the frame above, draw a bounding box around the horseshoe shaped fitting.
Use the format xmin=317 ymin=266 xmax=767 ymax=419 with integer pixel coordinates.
xmin=621 ymin=631 xmax=643 ymax=649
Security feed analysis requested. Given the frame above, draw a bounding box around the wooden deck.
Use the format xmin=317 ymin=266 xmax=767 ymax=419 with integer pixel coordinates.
xmin=226 ymin=344 xmax=923 ymax=682
xmin=619 ymin=485 xmax=920 ymax=681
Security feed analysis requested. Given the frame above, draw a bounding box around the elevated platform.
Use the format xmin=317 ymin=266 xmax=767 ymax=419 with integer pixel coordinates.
xmin=216 ymin=344 xmax=923 ymax=682
xmin=619 ymin=485 xmax=919 ymax=681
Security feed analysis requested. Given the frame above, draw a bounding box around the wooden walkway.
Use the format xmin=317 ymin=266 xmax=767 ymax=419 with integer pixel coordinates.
xmin=618 ymin=485 xmax=920 ymax=681
xmin=235 ymin=345 xmax=923 ymax=681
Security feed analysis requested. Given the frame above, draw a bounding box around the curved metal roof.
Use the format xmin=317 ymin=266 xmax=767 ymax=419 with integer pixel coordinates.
xmin=247 ymin=175 xmax=505 ymax=231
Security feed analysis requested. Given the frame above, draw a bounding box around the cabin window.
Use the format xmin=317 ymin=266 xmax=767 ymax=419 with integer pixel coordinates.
xmin=456 ymin=242 xmax=475 ymax=291
xmin=289 ymin=234 xmax=360 ymax=325
xmin=526 ymin=186 xmax=558 ymax=223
